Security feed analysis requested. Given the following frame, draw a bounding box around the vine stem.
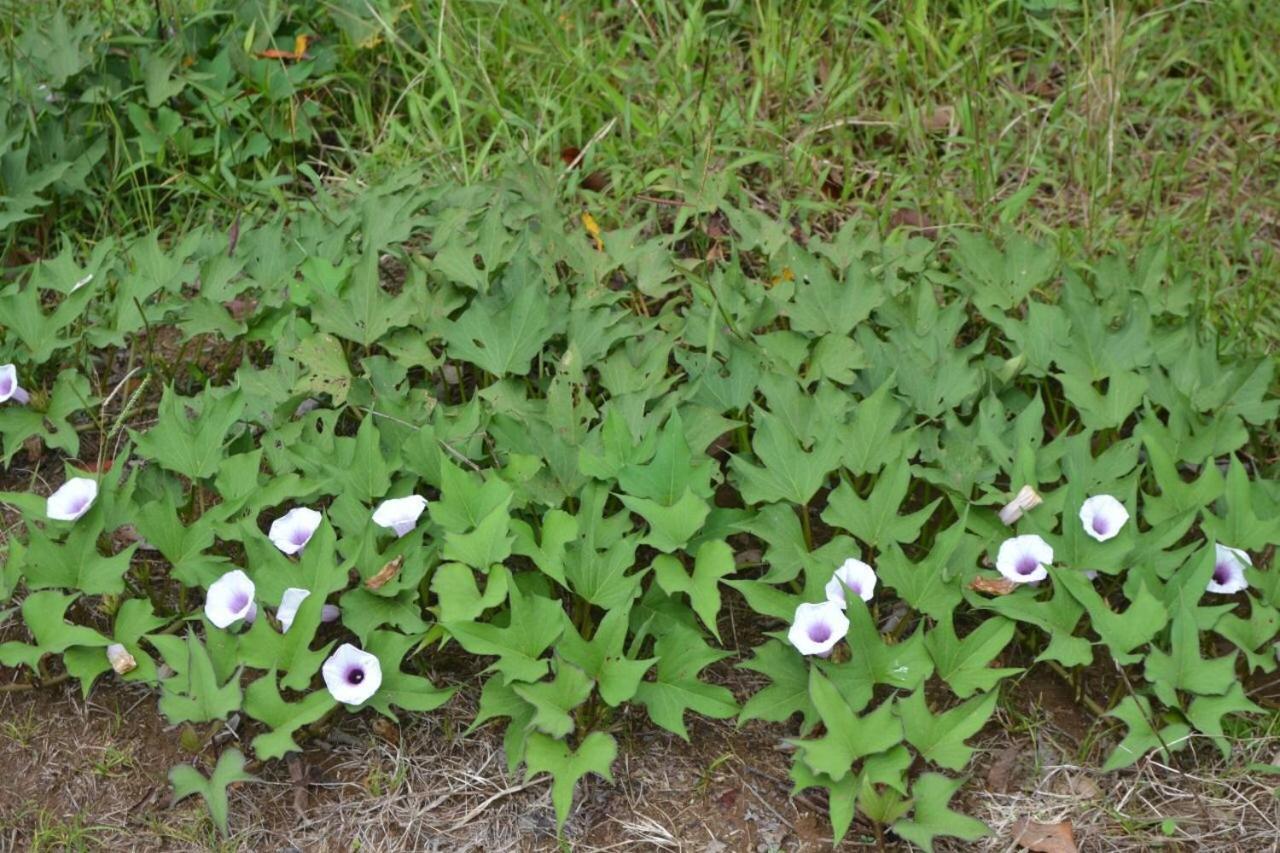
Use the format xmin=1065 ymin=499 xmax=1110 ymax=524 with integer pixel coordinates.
xmin=800 ymin=503 xmax=814 ymax=552
xmin=1044 ymin=659 xmax=1107 ymax=717
xmin=0 ymin=672 xmax=70 ymax=693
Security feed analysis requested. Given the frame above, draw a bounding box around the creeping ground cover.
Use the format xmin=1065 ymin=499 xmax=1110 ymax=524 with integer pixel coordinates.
xmin=2 ymin=170 xmax=1278 ymax=847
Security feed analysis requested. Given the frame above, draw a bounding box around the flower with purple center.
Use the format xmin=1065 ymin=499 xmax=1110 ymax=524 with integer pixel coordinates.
xmin=995 ymin=534 xmax=1054 ymax=584
xmin=322 ymin=643 xmax=382 ymax=705
xmin=1206 ymin=544 xmax=1250 ymax=595
xmin=204 ymin=569 xmax=258 ymax=628
xmin=46 ymin=477 xmax=98 ymax=522
xmin=1078 ymin=495 xmax=1128 ymax=543
xmin=276 ymin=587 xmax=341 ymax=633
xmin=824 ymin=558 xmax=877 ymax=607
xmin=371 ymin=494 xmax=428 ymax=538
xmin=787 ymin=601 xmax=850 ymax=657
xmin=268 ymin=507 xmax=323 ymax=555
xmin=0 ymin=365 xmax=29 ymax=405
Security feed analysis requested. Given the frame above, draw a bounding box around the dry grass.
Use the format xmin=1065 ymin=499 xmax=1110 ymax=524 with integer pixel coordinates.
xmin=4 ymin=673 xmax=1279 ymax=852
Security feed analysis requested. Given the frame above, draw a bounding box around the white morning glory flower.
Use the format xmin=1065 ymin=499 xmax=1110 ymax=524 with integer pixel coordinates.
xmin=322 ymin=643 xmax=382 ymax=705
xmin=371 ymin=495 xmax=428 ymax=538
xmin=824 ymin=558 xmax=877 ymax=606
xmin=996 ymin=534 xmax=1054 ymax=584
xmin=46 ymin=477 xmax=98 ymax=522
xmin=204 ymin=569 xmax=258 ymax=628
xmin=787 ymin=601 xmax=850 ymax=657
xmin=268 ymin=507 xmax=323 ymax=555
xmin=0 ymin=365 xmax=29 ymax=405
xmin=276 ymin=587 xmax=340 ymax=633
xmin=1207 ymin=544 xmax=1250 ymax=595
xmin=1079 ymin=495 xmax=1129 ymax=542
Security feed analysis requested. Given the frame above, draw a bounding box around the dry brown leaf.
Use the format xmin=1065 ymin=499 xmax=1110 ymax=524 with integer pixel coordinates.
xmin=923 ymin=105 xmax=955 ymax=133
xmin=1013 ymin=817 xmax=1077 ymax=853
xmin=370 ymin=717 xmax=399 ymax=746
xmin=969 ymin=576 xmax=1019 ymax=596
xmin=986 ymin=743 xmax=1022 ymax=793
xmin=559 ymin=146 xmax=607 ymax=192
xmin=365 ymin=555 xmax=404 ymax=591
xmin=888 ymin=209 xmax=938 ymax=239
xmin=258 ymin=34 xmax=312 ymax=61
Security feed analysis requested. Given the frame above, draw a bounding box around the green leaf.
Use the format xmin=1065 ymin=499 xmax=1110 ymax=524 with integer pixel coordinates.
xmin=1054 ymin=568 xmax=1168 ymax=663
xmin=443 ymin=500 xmax=515 ymax=569
xmin=878 ymin=516 xmax=975 ymax=619
xmin=64 ymin=597 xmax=170 ymax=695
xmin=730 ymin=410 xmax=841 ymax=506
xmin=1186 ymin=683 xmax=1263 ymax=758
xmin=0 ymin=369 xmax=94 ymax=464
xmin=975 ymin=580 xmax=1092 ymax=667
xmin=439 ymin=273 xmax=560 ymax=375
xmin=893 ymin=773 xmax=990 ymax=852
xmin=511 ymin=508 xmax=577 ymax=587
xmin=338 ymin=587 xmax=431 ymax=643
xmin=0 ymin=590 xmax=108 ymax=669
xmin=651 ymin=540 xmax=736 ymax=640
xmin=364 ymin=630 xmax=456 ymax=716
xmin=432 ymin=563 xmax=510 ymax=622
xmin=21 ymin=517 xmax=137 ymax=596
xmin=791 ymin=669 xmax=901 ymax=780
xmin=634 ymin=625 xmax=737 ymax=740
xmin=897 ymin=688 xmax=997 ymax=771
xmin=290 ymin=332 xmax=352 ymax=405
xmin=512 ymin=660 xmax=594 ymax=738
xmin=312 ymin=252 xmax=413 ymax=346
xmin=169 ymin=748 xmax=256 ymax=836
xmin=1143 ymin=587 xmax=1237 ymax=707
xmin=244 ymin=673 xmax=337 ymax=760
xmin=445 ymin=582 xmax=565 ymax=684
xmin=1057 ymin=370 xmax=1148 ymax=430
xmin=135 ymin=494 xmax=229 ymax=587
xmin=620 ymin=489 xmax=710 ymax=553
xmin=789 ymin=761 xmax=857 ymax=844
xmin=132 ymin=384 xmax=245 ymax=480
xmin=821 ymin=458 xmax=939 ymax=548
xmin=523 ymin=731 xmax=616 ymax=829
xmin=239 ymin=520 xmax=346 ymax=689
xmin=738 ymin=639 xmax=818 ymax=730
xmin=1103 ymin=695 xmax=1191 ymax=771
xmin=1138 ymin=424 xmax=1223 ymax=526
xmin=558 ymin=606 xmax=655 ymax=707
xmin=841 ymin=379 xmax=917 ymax=476
xmin=616 ymin=411 xmax=713 ymax=506
xmin=157 ymin=631 xmax=243 ymax=724
xmin=1201 ymin=456 xmax=1280 ymax=551
xmin=789 ymin=252 xmax=884 ymax=335
xmin=1214 ymin=604 xmax=1280 ymax=674
xmin=925 ymin=613 xmax=1021 ymax=698
xmin=819 ymin=599 xmax=933 ymax=712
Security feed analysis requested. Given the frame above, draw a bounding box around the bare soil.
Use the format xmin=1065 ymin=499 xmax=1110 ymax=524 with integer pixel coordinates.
xmin=3 ymin=661 xmax=1278 ymax=852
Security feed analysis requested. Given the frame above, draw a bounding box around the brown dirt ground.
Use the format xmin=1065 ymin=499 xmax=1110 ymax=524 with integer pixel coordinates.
xmin=3 ymin=661 xmax=1279 ymax=852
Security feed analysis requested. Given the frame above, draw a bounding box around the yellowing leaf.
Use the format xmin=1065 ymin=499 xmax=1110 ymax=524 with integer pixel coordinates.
xmin=581 ymin=211 xmax=604 ymax=251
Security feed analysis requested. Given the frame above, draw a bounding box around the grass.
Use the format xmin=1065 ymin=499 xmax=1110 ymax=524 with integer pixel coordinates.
xmin=335 ymin=1 xmax=1280 ymax=347
xmin=6 ymin=2 xmax=1278 ymax=347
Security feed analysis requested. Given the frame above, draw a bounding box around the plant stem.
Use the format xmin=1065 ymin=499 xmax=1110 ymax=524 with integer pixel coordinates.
xmin=1045 ymin=659 xmax=1106 ymax=717
xmin=0 ymin=672 xmax=70 ymax=693
xmin=800 ymin=503 xmax=814 ymax=551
